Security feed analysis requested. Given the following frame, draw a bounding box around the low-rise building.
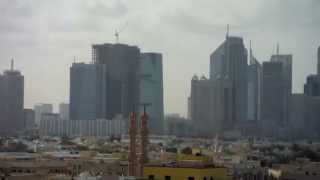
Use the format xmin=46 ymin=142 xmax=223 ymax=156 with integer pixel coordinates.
xmin=143 ymin=162 xmax=231 ymax=180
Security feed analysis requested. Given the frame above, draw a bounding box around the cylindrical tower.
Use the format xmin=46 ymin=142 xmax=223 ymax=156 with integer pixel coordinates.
xmin=138 ymin=111 xmax=149 ymax=177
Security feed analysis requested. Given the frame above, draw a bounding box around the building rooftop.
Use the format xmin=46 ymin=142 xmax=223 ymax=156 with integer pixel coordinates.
xmin=145 ymin=162 xmax=223 ymax=169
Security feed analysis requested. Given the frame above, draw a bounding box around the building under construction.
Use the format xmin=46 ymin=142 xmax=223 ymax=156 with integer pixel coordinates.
xmin=92 ymin=43 xmax=141 ymax=120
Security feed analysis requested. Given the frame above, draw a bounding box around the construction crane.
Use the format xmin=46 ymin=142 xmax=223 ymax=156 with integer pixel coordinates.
xmin=115 ymin=22 xmax=128 ymax=44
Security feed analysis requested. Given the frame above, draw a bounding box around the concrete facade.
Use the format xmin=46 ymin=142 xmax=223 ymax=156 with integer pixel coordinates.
xmin=34 ymin=103 xmax=53 ymax=126
xmin=304 ymin=74 xmax=320 ymax=97
xmin=190 ymin=75 xmax=232 ymax=137
xmin=23 ymin=109 xmax=35 ymax=130
xmin=69 ymin=63 xmax=106 ymax=120
xmin=270 ymin=54 xmax=292 ymax=125
xmin=262 ymin=61 xmax=286 ymax=127
xmin=59 ymin=103 xmax=69 ymax=120
xmin=92 ymin=43 xmax=140 ymax=120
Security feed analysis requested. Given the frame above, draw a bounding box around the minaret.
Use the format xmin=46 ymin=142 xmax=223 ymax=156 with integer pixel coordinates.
xmin=138 ymin=104 xmax=150 ymax=177
xmin=128 ymin=112 xmax=137 ymax=177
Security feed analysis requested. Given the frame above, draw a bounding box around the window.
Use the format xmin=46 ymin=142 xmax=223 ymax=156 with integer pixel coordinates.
xmin=188 ymin=177 xmax=195 ymax=180
xmin=165 ymin=176 xmax=171 ymax=180
xmin=149 ymin=175 xmax=155 ymax=180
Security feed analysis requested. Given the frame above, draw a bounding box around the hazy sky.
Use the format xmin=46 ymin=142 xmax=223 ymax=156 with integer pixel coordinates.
xmin=0 ymin=0 xmax=319 ymax=116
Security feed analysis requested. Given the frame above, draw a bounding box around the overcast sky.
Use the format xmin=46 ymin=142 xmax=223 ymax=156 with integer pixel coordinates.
xmin=0 ymin=0 xmax=319 ymax=116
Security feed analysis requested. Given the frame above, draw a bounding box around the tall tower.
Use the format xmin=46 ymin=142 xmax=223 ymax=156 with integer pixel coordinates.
xmin=128 ymin=112 xmax=137 ymax=176
xmin=262 ymin=62 xmax=285 ymax=127
xmin=210 ymin=36 xmax=248 ymax=129
xmin=247 ymin=42 xmax=262 ymax=122
xmin=270 ymin=48 xmax=292 ymax=126
xmin=0 ymin=60 xmax=24 ymax=134
xmin=92 ymin=43 xmax=140 ymax=120
xmin=138 ymin=105 xmax=149 ymax=177
xmin=140 ymin=53 xmax=164 ymax=134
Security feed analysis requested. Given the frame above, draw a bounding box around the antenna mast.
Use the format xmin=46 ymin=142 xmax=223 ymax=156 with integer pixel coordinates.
xmin=115 ymin=22 xmax=128 ymax=44
xmin=249 ymin=40 xmax=253 ymax=65
xmin=226 ymin=24 xmax=229 ymax=39
xmin=11 ymin=58 xmax=14 ymax=71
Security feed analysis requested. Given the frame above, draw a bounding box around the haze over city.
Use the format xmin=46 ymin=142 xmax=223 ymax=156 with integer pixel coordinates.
xmin=0 ymin=0 xmax=319 ymax=116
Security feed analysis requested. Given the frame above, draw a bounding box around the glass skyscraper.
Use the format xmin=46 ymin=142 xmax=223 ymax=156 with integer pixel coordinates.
xmin=210 ymin=36 xmax=248 ymax=129
xmin=139 ymin=53 xmax=164 ymax=134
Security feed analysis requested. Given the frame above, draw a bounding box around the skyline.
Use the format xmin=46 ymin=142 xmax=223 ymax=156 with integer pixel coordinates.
xmin=0 ymin=0 xmax=319 ymax=116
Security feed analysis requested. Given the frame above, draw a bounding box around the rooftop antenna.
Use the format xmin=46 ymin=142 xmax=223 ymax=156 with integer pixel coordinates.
xmin=249 ymin=40 xmax=253 ymax=64
xmin=276 ymin=42 xmax=280 ymax=55
xmin=115 ymin=22 xmax=128 ymax=44
xmin=10 ymin=58 xmax=14 ymax=71
xmin=226 ymin=24 xmax=229 ymax=39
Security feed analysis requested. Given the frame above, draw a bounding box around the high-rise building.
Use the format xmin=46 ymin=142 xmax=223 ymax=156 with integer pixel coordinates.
xmin=34 ymin=103 xmax=53 ymax=125
xmin=304 ymin=75 xmax=320 ymax=97
xmin=23 ymin=109 xmax=35 ymax=130
xmin=190 ymin=75 xmax=215 ymax=137
xmin=262 ymin=61 xmax=286 ymax=126
xmin=59 ymin=103 xmax=69 ymax=120
xmin=0 ymin=60 xmax=24 ymax=134
xmin=190 ymin=75 xmax=232 ymax=137
xmin=270 ymin=50 xmax=292 ymax=126
xmin=187 ymin=97 xmax=191 ymax=120
xmin=247 ymin=45 xmax=262 ymax=122
xmin=297 ymin=47 xmax=320 ymax=139
xmin=92 ymin=43 xmax=140 ymax=120
xmin=139 ymin=53 xmax=164 ymax=134
xmin=210 ymin=36 xmax=248 ymax=128
xmin=69 ymin=63 xmax=106 ymax=120
xmin=304 ymin=47 xmax=320 ymax=97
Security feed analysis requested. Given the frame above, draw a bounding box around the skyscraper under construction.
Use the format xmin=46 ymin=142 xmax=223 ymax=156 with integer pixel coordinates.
xmin=92 ymin=43 xmax=140 ymax=120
